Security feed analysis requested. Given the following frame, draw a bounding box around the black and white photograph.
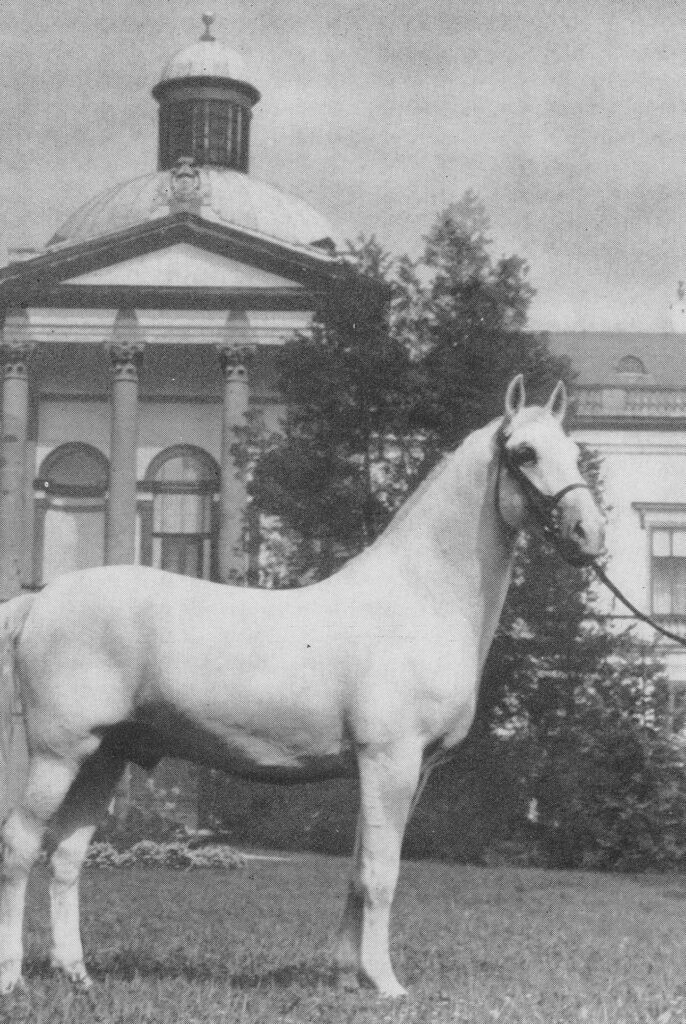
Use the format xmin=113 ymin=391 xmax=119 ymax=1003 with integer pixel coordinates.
xmin=1 ymin=3 xmax=686 ymax=1021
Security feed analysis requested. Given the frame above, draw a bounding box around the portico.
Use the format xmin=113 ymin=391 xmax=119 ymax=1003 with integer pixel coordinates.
xmin=0 ymin=19 xmax=343 ymax=601
xmin=0 ymin=290 xmax=327 ymax=599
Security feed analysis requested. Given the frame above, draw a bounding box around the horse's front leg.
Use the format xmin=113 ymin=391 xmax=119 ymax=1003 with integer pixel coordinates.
xmin=336 ymin=739 xmax=422 ymax=998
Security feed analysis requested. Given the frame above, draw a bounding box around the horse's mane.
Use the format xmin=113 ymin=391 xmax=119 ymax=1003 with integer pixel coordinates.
xmin=380 ymin=417 xmax=502 ymax=539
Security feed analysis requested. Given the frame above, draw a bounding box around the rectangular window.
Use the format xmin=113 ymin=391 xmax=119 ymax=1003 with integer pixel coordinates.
xmin=164 ymin=103 xmax=194 ymax=165
xmin=208 ymin=100 xmax=229 ymax=165
xmin=651 ymin=528 xmax=686 ymax=615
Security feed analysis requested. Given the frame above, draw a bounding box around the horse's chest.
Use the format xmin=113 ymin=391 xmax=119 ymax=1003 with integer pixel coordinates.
xmin=410 ymin=630 xmax=480 ymax=741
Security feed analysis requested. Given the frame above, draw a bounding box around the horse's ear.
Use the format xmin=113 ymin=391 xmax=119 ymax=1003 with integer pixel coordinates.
xmin=504 ymin=374 xmax=526 ymax=420
xmin=546 ymin=380 xmax=568 ymax=423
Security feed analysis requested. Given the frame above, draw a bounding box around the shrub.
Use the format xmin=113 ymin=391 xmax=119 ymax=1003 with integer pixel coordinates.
xmin=529 ymin=714 xmax=686 ymax=871
xmin=84 ymin=839 xmax=245 ymax=870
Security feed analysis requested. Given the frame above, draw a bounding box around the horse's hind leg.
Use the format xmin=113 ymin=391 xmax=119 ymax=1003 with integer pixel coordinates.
xmin=335 ymin=818 xmax=363 ymax=985
xmin=335 ymin=740 xmax=422 ymax=998
xmin=0 ymin=753 xmax=81 ymax=994
xmin=45 ymin=750 xmax=126 ymax=989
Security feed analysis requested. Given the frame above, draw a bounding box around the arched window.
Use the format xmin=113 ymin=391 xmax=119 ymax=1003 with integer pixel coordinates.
xmin=35 ymin=443 xmax=109 ymax=584
xmin=616 ymin=355 xmax=646 ymax=375
xmin=140 ymin=446 xmax=219 ymax=579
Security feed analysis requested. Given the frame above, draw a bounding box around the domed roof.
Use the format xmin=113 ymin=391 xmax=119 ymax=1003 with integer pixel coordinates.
xmin=48 ymin=166 xmax=338 ymax=252
xmin=161 ymin=39 xmax=247 ymax=83
xmin=159 ymin=15 xmax=250 ymax=85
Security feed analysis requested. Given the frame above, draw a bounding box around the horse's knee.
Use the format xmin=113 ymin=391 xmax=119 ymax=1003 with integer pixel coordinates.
xmin=50 ymin=845 xmax=82 ymax=888
xmin=48 ymin=823 xmax=95 ymax=888
xmin=1 ymin=812 xmax=43 ymax=878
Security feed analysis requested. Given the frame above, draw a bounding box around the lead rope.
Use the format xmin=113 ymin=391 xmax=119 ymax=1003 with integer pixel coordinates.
xmin=591 ymin=562 xmax=686 ymax=649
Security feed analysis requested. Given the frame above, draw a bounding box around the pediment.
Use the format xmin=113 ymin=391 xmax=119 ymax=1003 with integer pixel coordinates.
xmin=65 ymin=243 xmax=303 ymax=290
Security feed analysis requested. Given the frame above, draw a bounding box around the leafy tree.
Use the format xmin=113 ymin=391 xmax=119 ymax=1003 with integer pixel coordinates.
xmin=229 ymin=196 xmax=686 ymax=871
xmin=397 ymin=191 xmax=570 ymax=452
xmin=245 ymin=236 xmax=418 ymax=580
xmin=247 ymin=194 xmax=568 ymax=580
xmin=474 ymin=446 xmax=686 ymax=871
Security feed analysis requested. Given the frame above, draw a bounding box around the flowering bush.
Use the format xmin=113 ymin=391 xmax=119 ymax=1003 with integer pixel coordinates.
xmin=84 ymin=839 xmax=245 ymax=870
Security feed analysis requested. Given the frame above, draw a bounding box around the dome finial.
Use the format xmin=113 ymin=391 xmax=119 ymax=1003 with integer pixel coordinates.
xmin=201 ymin=12 xmax=215 ymax=41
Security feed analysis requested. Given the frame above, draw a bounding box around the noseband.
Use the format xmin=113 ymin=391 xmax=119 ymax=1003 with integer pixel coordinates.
xmin=495 ymin=427 xmax=591 ymax=546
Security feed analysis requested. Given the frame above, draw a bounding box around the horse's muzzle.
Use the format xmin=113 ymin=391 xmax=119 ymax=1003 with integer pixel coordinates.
xmin=557 ymin=492 xmax=605 ymax=567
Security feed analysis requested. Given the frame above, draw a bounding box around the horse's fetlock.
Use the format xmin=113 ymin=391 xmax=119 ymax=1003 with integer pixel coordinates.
xmin=358 ymin=958 xmax=407 ymax=998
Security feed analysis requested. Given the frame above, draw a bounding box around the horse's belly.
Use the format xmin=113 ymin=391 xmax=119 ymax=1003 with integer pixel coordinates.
xmin=211 ymin=732 xmax=355 ymax=782
xmin=197 ymin=721 xmax=354 ymax=781
xmin=135 ymin=700 xmax=355 ymax=783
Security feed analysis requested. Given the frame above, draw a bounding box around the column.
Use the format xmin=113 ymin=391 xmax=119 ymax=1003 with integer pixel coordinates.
xmin=104 ymin=311 xmax=144 ymax=566
xmin=216 ymin=344 xmax=252 ymax=583
xmin=0 ymin=330 xmax=34 ymax=601
xmin=22 ymin=397 xmax=38 ymax=588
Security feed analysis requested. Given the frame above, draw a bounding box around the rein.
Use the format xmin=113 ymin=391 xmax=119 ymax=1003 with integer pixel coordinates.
xmin=590 ymin=564 xmax=686 ymax=647
xmin=496 ymin=427 xmax=686 ymax=649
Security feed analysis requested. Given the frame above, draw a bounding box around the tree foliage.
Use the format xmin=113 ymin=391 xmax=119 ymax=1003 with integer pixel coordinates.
xmin=247 ymin=193 xmax=568 ymax=579
xmin=483 ymin=521 xmax=683 ymax=870
xmin=245 ymin=236 xmax=418 ymax=579
xmin=399 ymin=191 xmax=569 ymax=450
xmin=233 ymin=194 xmax=686 ymax=870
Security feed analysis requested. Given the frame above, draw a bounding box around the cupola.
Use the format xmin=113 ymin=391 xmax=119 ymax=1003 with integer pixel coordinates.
xmin=151 ymin=14 xmax=261 ymax=173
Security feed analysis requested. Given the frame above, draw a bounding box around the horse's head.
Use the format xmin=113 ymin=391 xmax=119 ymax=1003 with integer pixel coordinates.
xmin=496 ymin=374 xmax=605 ymax=566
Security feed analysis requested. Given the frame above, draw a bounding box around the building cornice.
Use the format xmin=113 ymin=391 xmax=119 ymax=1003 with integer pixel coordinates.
xmin=572 ymin=414 xmax=686 ymax=431
xmin=1 ymin=284 xmax=325 ymax=312
xmin=632 ymin=502 xmax=686 ymax=528
xmin=0 ymin=212 xmax=347 ymax=305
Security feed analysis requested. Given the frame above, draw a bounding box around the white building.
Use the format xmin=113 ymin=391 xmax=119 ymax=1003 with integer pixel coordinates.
xmin=551 ymin=319 xmax=686 ymax=716
xmin=0 ymin=20 xmax=363 ymax=606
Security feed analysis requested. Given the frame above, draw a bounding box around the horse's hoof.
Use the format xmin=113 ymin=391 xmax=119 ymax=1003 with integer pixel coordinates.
xmin=359 ymin=969 xmax=408 ymax=999
xmin=333 ymin=966 xmax=360 ymax=992
xmin=70 ymin=969 xmax=93 ymax=993
xmin=52 ymin=959 xmax=92 ymax=991
xmin=376 ymin=982 xmax=408 ymax=999
xmin=0 ymin=961 xmax=24 ymax=996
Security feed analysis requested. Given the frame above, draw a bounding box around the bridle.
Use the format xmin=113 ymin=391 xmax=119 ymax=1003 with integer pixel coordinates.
xmin=495 ymin=422 xmax=686 ymax=648
xmin=495 ymin=425 xmax=591 ymax=548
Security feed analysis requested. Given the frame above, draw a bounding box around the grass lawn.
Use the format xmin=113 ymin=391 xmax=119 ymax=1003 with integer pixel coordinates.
xmin=3 ymin=855 xmax=686 ymax=1023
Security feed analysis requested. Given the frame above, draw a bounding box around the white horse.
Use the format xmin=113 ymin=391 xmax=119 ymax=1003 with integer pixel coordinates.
xmin=0 ymin=375 xmax=604 ymax=998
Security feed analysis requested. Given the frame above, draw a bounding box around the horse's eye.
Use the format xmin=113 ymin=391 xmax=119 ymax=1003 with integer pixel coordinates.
xmin=511 ymin=445 xmax=536 ymax=466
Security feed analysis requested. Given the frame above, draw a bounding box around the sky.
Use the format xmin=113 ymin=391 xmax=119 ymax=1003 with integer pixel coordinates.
xmin=1 ymin=0 xmax=686 ymax=332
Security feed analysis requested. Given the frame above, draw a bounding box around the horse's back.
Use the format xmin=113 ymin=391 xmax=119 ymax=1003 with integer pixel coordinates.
xmin=15 ymin=560 xmax=477 ymax=767
xmin=16 ymin=565 xmax=356 ymax=768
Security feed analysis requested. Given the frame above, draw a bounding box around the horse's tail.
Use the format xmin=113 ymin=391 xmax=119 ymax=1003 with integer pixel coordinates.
xmin=0 ymin=594 xmax=35 ymax=821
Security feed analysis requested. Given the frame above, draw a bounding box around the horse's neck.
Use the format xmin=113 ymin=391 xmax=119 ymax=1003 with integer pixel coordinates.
xmin=369 ymin=422 xmax=516 ymax=644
